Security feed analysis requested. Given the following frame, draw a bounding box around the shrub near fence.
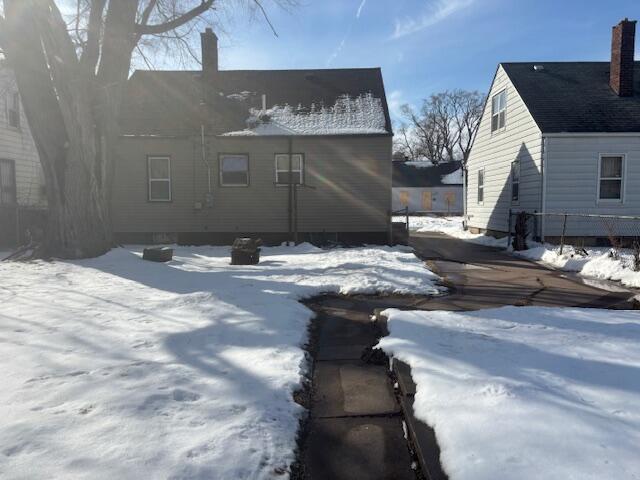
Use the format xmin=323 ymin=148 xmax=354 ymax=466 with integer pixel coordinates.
xmin=507 ymin=210 xmax=640 ymax=256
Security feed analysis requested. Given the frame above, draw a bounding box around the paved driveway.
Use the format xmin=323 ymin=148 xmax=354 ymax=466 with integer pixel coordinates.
xmin=409 ymin=231 xmax=634 ymax=311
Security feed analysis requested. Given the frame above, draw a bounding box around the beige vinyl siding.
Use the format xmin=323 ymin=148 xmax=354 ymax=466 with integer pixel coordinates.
xmin=112 ymin=135 xmax=391 ymax=234
xmin=543 ymin=135 xmax=640 ymax=237
xmin=0 ymin=70 xmax=45 ymax=208
xmin=466 ymin=65 xmax=542 ymax=233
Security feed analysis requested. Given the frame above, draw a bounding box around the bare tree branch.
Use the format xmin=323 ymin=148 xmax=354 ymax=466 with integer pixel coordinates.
xmin=79 ymin=0 xmax=107 ymax=73
xmin=135 ymin=0 xmax=214 ymax=35
xmin=253 ymin=0 xmax=278 ymax=37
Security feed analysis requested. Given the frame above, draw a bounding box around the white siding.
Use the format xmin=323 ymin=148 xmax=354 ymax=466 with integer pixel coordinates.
xmin=544 ymin=135 xmax=640 ymax=237
xmin=0 ymin=69 xmax=45 ymax=208
xmin=466 ymin=65 xmax=542 ymax=232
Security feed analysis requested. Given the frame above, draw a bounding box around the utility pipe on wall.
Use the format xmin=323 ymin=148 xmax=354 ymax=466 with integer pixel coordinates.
xmin=201 ymin=124 xmax=213 ymax=207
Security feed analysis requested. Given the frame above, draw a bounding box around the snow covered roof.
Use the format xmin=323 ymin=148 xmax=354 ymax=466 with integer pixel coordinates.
xmin=222 ymin=94 xmax=387 ymax=136
xmin=441 ymin=168 xmax=463 ymax=184
xmin=393 ymin=161 xmax=463 ymax=188
xmin=121 ymin=68 xmax=392 ymax=136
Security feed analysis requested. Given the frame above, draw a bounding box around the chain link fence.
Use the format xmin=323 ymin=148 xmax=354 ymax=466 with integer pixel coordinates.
xmin=507 ymin=210 xmax=640 ymax=260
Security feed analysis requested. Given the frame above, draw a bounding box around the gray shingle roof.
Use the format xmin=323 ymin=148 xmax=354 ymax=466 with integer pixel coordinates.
xmin=120 ymin=68 xmax=392 ymax=136
xmin=502 ymin=62 xmax=640 ymax=133
xmin=392 ymin=161 xmax=463 ymax=188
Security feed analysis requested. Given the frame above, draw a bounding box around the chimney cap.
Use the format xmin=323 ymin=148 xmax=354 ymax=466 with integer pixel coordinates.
xmin=203 ymin=27 xmax=217 ymax=38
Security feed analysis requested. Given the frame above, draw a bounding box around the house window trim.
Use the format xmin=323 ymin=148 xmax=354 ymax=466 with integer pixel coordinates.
xmin=6 ymin=91 xmax=20 ymax=130
xmin=147 ymin=155 xmax=172 ymax=202
xmin=0 ymin=158 xmax=17 ymax=205
xmin=490 ymin=89 xmax=507 ymax=134
xmin=274 ymin=153 xmax=305 ymax=186
xmin=511 ymin=160 xmax=520 ymax=205
xmin=597 ymin=153 xmax=626 ymax=204
xmin=219 ymin=153 xmax=250 ymax=187
xmin=477 ymin=168 xmax=485 ymax=205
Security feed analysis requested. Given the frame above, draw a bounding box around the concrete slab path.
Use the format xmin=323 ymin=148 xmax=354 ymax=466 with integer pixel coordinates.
xmin=300 ymin=295 xmax=416 ymax=480
xmin=298 ymin=232 xmax=635 ymax=480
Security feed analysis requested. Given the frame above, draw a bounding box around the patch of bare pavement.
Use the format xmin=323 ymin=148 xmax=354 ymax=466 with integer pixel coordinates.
xmin=292 ymin=232 xmax=637 ymax=480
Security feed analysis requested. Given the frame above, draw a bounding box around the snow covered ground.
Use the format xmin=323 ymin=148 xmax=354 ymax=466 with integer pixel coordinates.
xmin=0 ymin=244 xmax=440 ymax=480
xmin=379 ymin=306 xmax=640 ymax=480
xmin=392 ymin=215 xmax=507 ymax=248
xmin=515 ymin=244 xmax=640 ymax=289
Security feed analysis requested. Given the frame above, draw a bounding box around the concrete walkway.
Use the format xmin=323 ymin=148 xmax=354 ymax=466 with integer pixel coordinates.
xmin=300 ymin=295 xmax=416 ymax=480
xmin=298 ymin=233 xmax=634 ymax=479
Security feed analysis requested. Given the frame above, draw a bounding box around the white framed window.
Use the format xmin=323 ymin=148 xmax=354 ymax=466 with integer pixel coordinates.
xmin=477 ymin=168 xmax=484 ymax=204
xmin=6 ymin=91 xmax=20 ymax=129
xmin=598 ymin=154 xmax=624 ymax=202
xmin=491 ymin=90 xmax=506 ymax=132
xmin=511 ymin=160 xmax=520 ymax=203
xmin=220 ymin=154 xmax=249 ymax=186
xmin=275 ymin=154 xmax=304 ymax=185
xmin=148 ymin=156 xmax=171 ymax=201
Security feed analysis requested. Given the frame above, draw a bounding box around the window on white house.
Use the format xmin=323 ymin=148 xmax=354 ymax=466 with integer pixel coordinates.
xmin=0 ymin=159 xmax=16 ymax=205
xmin=148 ymin=156 xmax=171 ymax=201
xmin=477 ymin=169 xmax=484 ymax=203
xmin=598 ymin=155 xmax=624 ymax=201
xmin=491 ymin=90 xmax=506 ymax=132
xmin=7 ymin=91 xmax=20 ymax=129
xmin=511 ymin=160 xmax=520 ymax=202
xmin=275 ymin=154 xmax=304 ymax=185
xmin=220 ymin=154 xmax=249 ymax=186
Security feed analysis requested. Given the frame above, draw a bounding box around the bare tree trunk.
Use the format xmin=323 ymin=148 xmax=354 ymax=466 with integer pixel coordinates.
xmin=1 ymin=0 xmax=132 ymax=258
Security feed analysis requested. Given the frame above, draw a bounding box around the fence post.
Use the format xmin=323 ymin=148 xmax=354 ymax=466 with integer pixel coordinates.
xmin=559 ymin=214 xmax=568 ymax=255
xmin=507 ymin=209 xmax=513 ymax=250
xmin=405 ymin=206 xmax=409 ymax=232
xmin=533 ymin=210 xmax=538 ymax=242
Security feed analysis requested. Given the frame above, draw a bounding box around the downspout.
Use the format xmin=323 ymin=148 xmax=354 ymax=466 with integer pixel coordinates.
xmin=462 ymin=163 xmax=467 ymax=229
xmin=288 ymin=137 xmax=293 ymax=245
xmin=540 ymin=135 xmax=547 ymax=241
xmin=201 ymin=125 xmax=212 ymax=199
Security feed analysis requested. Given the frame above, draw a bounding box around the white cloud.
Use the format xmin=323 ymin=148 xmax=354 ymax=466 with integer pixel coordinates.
xmin=391 ymin=0 xmax=473 ymax=39
xmin=356 ymin=0 xmax=367 ymax=19
xmin=327 ymin=37 xmax=347 ymax=66
xmin=388 ymin=90 xmax=405 ymax=121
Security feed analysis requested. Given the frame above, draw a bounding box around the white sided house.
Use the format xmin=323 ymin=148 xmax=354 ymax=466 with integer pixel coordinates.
xmin=0 ymin=65 xmax=46 ymax=247
xmin=466 ymin=19 xmax=640 ymax=243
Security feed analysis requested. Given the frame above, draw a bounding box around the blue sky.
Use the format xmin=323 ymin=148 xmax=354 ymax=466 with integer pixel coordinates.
xmin=220 ymin=0 xmax=638 ymax=123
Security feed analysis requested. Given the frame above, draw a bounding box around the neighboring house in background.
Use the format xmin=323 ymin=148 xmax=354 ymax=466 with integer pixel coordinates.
xmin=392 ymin=160 xmax=463 ymax=215
xmin=0 ymin=64 xmax=46 ymax=247
xmin=466 ymin=19 xmax=640 ymax=242
xmin=115 ymin=29 xmax=393 ymax=245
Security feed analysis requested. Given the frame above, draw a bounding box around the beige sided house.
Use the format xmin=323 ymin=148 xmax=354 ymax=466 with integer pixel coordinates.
xmin=466 ymin=19 xmax=640 ymax=243
xmin=0 ymin=64 xmax=46 ymax=247
xmin=114 ymin=29 xmax=393 ymax=245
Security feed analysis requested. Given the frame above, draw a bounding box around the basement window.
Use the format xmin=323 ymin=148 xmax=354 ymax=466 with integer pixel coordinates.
xmin=275 ymin=154 xmax=304 ymax=185
xmin=148 ymin=156 xmax=171 ymax=201
xmin=477 ymin=168 xmax=484 ymax=204
xmin=6 ymin=91 xmax=20 ymax=129
xmin=598 ymin=154 xmax=624 ymax=202
xmin=491 ymin=90 xmax=506 ymax=132
xmin=220 ymin=154 xmax=249 ymax=186
xmin=511 ymin=160 xmax=520 ymax=203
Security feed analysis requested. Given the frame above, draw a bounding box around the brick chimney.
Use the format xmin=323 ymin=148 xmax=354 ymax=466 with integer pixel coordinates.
xmin=610 ymin=18 xmax=636 ymax=96
xmin=201 ymin=28 xmax=218 ymax=75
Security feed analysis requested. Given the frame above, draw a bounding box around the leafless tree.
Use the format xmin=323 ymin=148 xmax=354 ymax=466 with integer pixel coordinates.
xmin=398 ymin=89 xmax=484 ymax=165
xmin=0 ymin=0 xmax=295 ymax=259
